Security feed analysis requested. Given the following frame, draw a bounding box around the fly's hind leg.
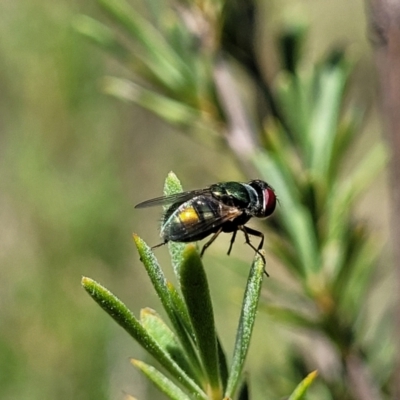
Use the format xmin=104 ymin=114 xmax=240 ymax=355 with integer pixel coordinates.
xmin=137 ymin=240 xmax=168 ymax=262
xmin=151 ymin=241 xmax=168 ymax=250
xmin=239 ymin=226 xmax=269 ymax=276
xmin=200 ymin=227 xmax=223 ymax=257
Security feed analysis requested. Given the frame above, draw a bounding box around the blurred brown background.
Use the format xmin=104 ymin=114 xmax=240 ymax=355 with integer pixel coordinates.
xmin=0 ymin=0 xmax=388 ymax=399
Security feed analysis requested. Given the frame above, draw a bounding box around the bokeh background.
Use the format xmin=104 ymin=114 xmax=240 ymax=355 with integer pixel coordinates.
xmin=0 ymin=0 xmax=389 ymax=399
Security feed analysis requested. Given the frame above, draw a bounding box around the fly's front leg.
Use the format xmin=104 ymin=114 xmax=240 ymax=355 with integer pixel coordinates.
xmin=239 ymin=226 xmax=268 ymax=276
xmin=200 ymin=227 xmax=223 ymax=257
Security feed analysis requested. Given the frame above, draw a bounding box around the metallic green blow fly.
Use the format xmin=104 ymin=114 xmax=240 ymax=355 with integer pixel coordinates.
xmin=135 ymin=180 xmax=277 ymax=266
xmin=135 ymin=180 xmax=277 ymax=264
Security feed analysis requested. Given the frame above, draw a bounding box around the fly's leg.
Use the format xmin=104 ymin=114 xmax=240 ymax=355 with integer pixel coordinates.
xmin=239 ymin=226 xmax=269 ymax=276
xmin=151 ymin=241 xmax=168 ymax=250
xmin=200 ymin=227 xmax=223 ymax=257
xmin=137 ymin=241 xmax=167 ymax=262
xmin=227 ymin=230 xmax=237 ymax=255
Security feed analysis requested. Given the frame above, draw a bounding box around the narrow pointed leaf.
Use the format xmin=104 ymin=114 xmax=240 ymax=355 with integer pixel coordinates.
xmin=133 ymin=234 xmax=203 ymax=373
xmin=167 ymin=283 xmax=205 ymax=381
xmin=335 ymin=235 xmax=381 ymax=314
xmin=274 ymin=72 xmax=310 ymax=146
xmin=261 ymin=304 xmax=319 ymax=330
xmin=263 ymin=121 xmax=304 ymax=197
xmin=288 ymin=370 xmax=318 ymax=400
xmin=254 ymin=152 xmax=321 ymax=276
xmin=309 ymin=66 xmax=348 ymax=178
xmin=217 ymin=337 xmax=229 ymax=392
xmin=102 ymin=77 xmax=200 ymax=125
xmin=73 ymin=15 xmax=131 ymax=61
xmin=81 ymin=277 xmax=206 ymax=399
xmin=131 ymin=359 xmax=192 ymax=400
xmin=163 ymin=172 xmax=186 ymax=279
xmin=329 ymin=106 xmax=365 ymax=181
xmin=180 ymin=245 xmax=222 ymax=397
xmin=164 ymin=170 xmax=183 ymax=195
xmin=255 ymin=152 xmax=321 ymax=275
xmin=167 ymin=283 xmax=195 ymax=340
xmin=140 ymin=308 xmax=199 ymax=382
xmin=225 ymin=254 xmax=265 ymax=398
xmin=132 ymin=234 xmax=174 ymax=316
xmin=74 ymin=16 xmax=175 ymax=90
xmin=97 ymin=0 xmax=189 ymax=90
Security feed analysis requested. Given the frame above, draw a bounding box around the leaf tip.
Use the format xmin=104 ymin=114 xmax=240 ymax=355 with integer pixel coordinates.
xmin=130 ymin=358 xmax=141 ymax=367
xmin=81 ymin=276 xmax=95 ymax=291
xmin=132 ymin=233 xmax=147 ymax=255
xmin=306 ymin=370 xmax=318 ymax=382
xmin=81 ymin=276 xmax=91 ymax=285
xmin=167 ymin=170 xmax=178 ymax=180
xmin=181 ymin=244 xmax=201 ymax=265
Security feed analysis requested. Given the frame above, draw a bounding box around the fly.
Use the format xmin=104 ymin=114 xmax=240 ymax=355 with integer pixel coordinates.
xmin=135 ymin=180 xmax=277 ymax=267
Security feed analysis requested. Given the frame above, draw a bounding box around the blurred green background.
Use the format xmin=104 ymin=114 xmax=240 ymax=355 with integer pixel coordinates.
xmin=0 ymin=0 xmax=389 ymax=399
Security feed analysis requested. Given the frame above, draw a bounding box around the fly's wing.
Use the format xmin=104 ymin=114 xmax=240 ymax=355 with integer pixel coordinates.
xmin=135 ymin=188 xmax=211 ymax=209
xmin=161 ymin=196 xmax=244 ymax=242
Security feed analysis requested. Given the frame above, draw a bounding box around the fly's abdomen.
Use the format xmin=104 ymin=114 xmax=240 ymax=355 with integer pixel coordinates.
xmin=161 ymin=197 xmax=219 ymax=242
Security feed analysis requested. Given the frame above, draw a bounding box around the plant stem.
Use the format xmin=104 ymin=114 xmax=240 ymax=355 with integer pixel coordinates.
xmin=368 ymin=1 xmax=400 ymax=397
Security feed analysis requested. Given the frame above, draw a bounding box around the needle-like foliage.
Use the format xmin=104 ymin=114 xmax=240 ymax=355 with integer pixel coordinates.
xmin=77 ymin=1 xmax=390 ymax=399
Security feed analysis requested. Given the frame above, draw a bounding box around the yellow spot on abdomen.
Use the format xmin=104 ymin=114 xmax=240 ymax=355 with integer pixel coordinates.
xmin=179 ymin=207 xmax=199 ymax=224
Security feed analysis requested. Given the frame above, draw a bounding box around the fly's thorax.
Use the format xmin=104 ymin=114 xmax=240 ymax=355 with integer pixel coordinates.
xmin=210 ymin=181 xmax=252 ymax=208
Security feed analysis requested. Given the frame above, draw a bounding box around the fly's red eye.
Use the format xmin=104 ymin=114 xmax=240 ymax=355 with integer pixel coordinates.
xmin=263 ymin=188 xmax=276 ymax=216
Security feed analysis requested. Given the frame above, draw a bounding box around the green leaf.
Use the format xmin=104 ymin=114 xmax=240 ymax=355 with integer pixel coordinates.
xmin=335 ymin=233 xmax=381 ymax=315
xmin=329 ymin=106 xmax=365 ymax=182
xmin=102 ymin=77 xmax=201 ymax=126
xmin=167 ymin=283 xmax=195 ymax=341
xmin=255 ymin=151 xmax=321 ymax=276
xmin=163 ymin=172 xmax=186 ymax=279
xmin=132 ymin=234 xmax=174 ymax=316
xmin=253 ymin=150 xmax=300 ymax=212
xmin=225 ymin=253 xmax=265 ymax=398
xmin=263 ymin=120 xmax=304 ymax=197
xmin=131 ymin=359 xmax=192 ymax=400
xmin=133 ymin=234 xmax=203 ymax=375
xmin=180 ymin=245 xmax=222 ymax=398
xmin=309 ymin=65 xmax=348 ymax=179
xmin=140 ymin=308 xmax=199 ymax=382
xmin=164 ymin=170 xmax=183 ymax=196
xmin=262 ymin=304 xmax=319 ymax=330
xmin=81 ymin=277 xmax=206 ymax=399
xmin=167 ymin=282 xmax=206 ymax=382
xmin=284 ymin=206 xmax=321 ymax=276
xmin=274 ymin=72 xmax=311 ymax=147
xmin=97 ymin=0 xmax=190 ymax=90
xmin=288 ymin=370 xmax=318 ymax=400
xmin=73 ymin=15 xmax=131 ymax=62
xmin=216 ymin=337 xmax=229 ymax=392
